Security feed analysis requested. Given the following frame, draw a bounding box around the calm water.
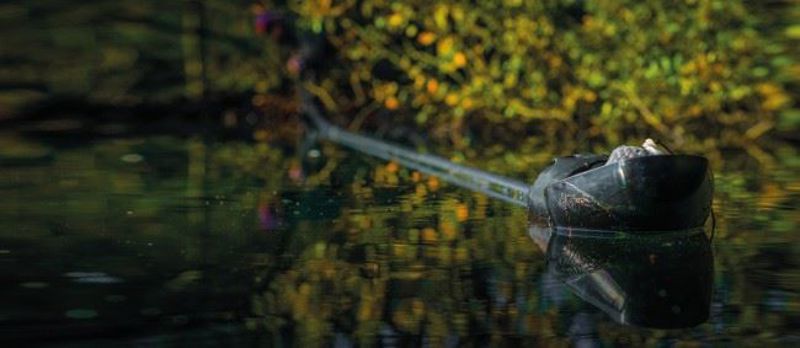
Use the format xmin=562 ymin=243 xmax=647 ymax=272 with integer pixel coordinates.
xmin=0 ymin=128 xmax=798 ymax=346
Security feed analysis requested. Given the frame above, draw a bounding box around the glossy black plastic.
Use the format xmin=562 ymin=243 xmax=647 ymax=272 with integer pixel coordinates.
xmin=531 ymin=155 xmax=713 ymax=231
xmin=528 ymin=154 xmax=608 ymax=217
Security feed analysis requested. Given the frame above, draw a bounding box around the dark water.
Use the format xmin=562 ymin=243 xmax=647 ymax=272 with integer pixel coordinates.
xmin=0 ymin=129 xmax=798 ymax=346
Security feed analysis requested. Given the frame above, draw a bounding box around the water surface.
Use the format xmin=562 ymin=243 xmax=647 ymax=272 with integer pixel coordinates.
xmin=0 ymin=128 xmax=798 ymax=346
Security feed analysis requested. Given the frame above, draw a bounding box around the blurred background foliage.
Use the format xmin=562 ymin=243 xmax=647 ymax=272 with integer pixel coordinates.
xmin=0 ymin=0 xmax=278 ymax=115
xmin=0 ymin=0 xmax=796 ymax=153
xmin=290 ymin=0 xmax=797 ymax=150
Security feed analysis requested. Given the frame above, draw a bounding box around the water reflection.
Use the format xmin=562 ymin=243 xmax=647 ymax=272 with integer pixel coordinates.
xmin=0 ymin=130 xmax=797 ymax=345
xmin=530 ymin=220 xmax=714 ymax=331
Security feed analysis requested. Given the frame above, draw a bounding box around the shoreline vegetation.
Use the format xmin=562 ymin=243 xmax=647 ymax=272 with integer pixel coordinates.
xmin=0 ymin=1 xmax=796 ymax=158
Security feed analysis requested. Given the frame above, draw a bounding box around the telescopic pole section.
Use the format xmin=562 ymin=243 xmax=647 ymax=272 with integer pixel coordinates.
xmin=301 ymin=91 xmax=530 ymax=207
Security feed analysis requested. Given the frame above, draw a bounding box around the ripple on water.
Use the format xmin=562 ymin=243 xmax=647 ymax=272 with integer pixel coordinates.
xmin=65 ymin=309 xmax=98 ymax=320
xmin=19 ymin=281 xmax=49 ymax=289
xmin=104 ymin=294 xmax=127 ymax=303
xmin=64 ymin=271 xmax=124 ymax=284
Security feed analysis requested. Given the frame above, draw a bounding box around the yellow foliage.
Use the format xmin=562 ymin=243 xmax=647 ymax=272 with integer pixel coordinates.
xmin=385 ymin=97 xmax=400 ymax=110
xmin=436 ymin=37 xmax=455 ymax=56
xmin=290 ymin=0 xmax=794 ymax=146
xmin=453 ymin=52 xmax=467 ymax=68
xmin=455 ymin=203 xmax=469 ymax=222
xmin=757 ymin=83 xmax=791 ymax=111
xmin=387 ymin=13 xmax=403 ymax=28
xmin=445 ymin=93 xmax=459 ymax=106
xmin=426 ymin=79 xmax=439 ymax=94
xmin=427 ymin=176 xmax=440 ymax=191
xmin=417 ymin=31 xmax=436 ymax=45
xmin=421 ymin=227 xmax=438 ymax=243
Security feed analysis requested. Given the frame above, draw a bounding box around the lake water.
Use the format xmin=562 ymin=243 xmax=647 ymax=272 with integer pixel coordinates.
xmin=0 ymin=127 xmax=798 ymax=346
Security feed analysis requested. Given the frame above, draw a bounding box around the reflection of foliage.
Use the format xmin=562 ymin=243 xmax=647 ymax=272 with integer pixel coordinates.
xmin=291 ymin=0 xmax=795 ymax=147
xmin=248 ymin=158 xmax=555 ymax=344
xmin=228 ymin=122 xmax=800 ymax=344
xmin=232 ymin=136 xmax=556 ymax=343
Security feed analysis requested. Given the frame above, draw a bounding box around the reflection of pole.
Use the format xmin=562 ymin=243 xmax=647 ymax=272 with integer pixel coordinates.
xmin=568 ymin=312 xmax=600 ymax=347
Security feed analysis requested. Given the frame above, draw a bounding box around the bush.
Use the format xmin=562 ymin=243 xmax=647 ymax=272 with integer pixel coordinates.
xmin=289 ymin=0 xmax=796 ymax=148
